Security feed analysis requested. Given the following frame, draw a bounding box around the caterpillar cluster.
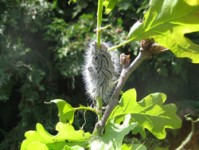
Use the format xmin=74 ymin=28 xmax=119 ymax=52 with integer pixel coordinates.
xmin=82 ymin=42 xmax=120 ymax=104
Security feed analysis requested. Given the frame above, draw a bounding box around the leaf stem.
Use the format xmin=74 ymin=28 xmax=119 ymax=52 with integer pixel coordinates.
xmin=108 ymin=39 xmax=133 ymax=51
xmin=96 ymin=0 xmax=103 ymax=47
xmin=96 ymin=97 xmax=103 ymax=120
xmin=74 ymin=106 xmax=98 ymax=114
xmin=95 ymin=0 xmax=103 ymax=122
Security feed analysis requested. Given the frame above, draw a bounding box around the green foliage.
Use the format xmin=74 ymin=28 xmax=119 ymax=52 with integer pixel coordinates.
xmin=103 ymin=0 xmax=118 ymax=14
xmin=128 ymin=0 xmax=199 ymax=63
xmin=21 ymin=122 xmax=90 ymax=150
xmin=45 ymin=14 xmax=95 ymax=77
xmin=21 ymin=100 xmax=94 ymax=150
xmin=90 ymin=115 xmax=138 ymax=150
xmin=109 ymin=89 xmax=182 ymax=139
xmin=0 ymin=0 xmax=96 ymax=149
xmin=21 ymin=90 xmax=182 ymax=149
xmin=49 ymin=99 xmax=75 ymax=124
xmin=47 ymin=99 xmax=97 ymax=124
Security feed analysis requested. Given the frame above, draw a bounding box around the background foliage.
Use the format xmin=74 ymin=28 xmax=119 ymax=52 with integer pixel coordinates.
xmin=0 ymin=0 xmax=199 ymax=149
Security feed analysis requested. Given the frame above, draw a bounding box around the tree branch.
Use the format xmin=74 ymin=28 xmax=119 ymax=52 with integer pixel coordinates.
xmin=93 ymin=45 xmax=151 ymax=134
xmin=92 ymin=38 xmax=166 ymax=134
xmin=176 ymin=115 xmax=199 ymax=150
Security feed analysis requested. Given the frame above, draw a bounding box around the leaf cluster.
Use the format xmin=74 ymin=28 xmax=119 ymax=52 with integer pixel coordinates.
xmin=21 ymin=89 xmax=182 ymax=149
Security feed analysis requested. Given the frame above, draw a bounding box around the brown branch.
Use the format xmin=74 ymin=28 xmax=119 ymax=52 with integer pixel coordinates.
xmin=92 ymin=38 xmax=166 ymax=134
xmin=93 ymin=40 xmax=153 ymax=134
xmin=175 ymin=115 xmax=199 ymax=150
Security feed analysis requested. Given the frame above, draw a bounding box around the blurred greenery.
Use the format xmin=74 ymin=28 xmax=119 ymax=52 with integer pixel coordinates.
xmin=0 ymin=0 xmax=199 ymax=149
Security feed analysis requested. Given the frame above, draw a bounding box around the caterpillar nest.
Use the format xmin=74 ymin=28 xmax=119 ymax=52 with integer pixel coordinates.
xmin=82 ymin=42 xmax=120 ymax=103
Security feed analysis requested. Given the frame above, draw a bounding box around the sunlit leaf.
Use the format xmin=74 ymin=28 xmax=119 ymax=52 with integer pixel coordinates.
xmin=128 ymin=0 xmax=199 ymax=63
xmin=109 ymin=89 xmax=182 ymax=139
xmin=48 ymin=99 xmax=97 ymax=124
xmin=90 ymin=114 xmax=138 ymax=150
xmin=63 ymin=145 xmax=85 ymax=150
xmin=26 ymin=142 xmax=48 ymax=150
xmin=49 ymin=99 xmax=75 ymax=124
xmin=20 ymin=122 xmax=90 ymax=150
xmin=55 ymin=122 xmax=90 ymax=142
xmin=103 ymin=0 xmax=118 ymax=14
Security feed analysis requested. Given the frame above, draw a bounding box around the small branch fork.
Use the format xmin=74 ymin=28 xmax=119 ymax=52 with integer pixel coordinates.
xmin=176 ymin=114 xmax=199 ymax=150
xmin=93 ymin=39 xmax=166 ymax=134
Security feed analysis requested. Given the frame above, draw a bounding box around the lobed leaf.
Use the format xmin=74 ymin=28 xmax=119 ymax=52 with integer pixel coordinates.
xmin=55 ymin=122 xmax=91 ymax=142
xmin=20 ymin=122 xmax=90 ymax=150
xmin=49 ymin=99 xmax=75 ymax=124
xmin=90 ymin=114 xmax=138 ymax=150
xmin=48 ymin=99 xmax=97 ymax=124
xmin=128 ymin=0 xmax=199 ymax=63
xmin=109 ymin=89 xmax=182 ymax=139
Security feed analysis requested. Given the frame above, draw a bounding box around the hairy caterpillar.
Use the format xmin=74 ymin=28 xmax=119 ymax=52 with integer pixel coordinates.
xmin=82 ymin=42 xmax=120 ymax=103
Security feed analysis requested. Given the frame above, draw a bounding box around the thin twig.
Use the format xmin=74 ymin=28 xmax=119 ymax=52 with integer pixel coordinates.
xmin=96 ymin=97 xmax=103 ymax=120
xmin=175 ymin=115 xmax=199 ymax=150
xmin=175 ymin=121 xmax=194 ymax=150
xmin=93 ymin=38 xmax=165 ymax=134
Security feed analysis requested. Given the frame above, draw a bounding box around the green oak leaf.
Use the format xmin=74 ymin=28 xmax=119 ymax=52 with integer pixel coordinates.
xmin=25 ymin=142 xmax=48 ymax=150
xmin=20 ymin=122 xmax=90 ymax=150
xmin=47 ymin=99 xmax=97 ymax=124
xmin=55 ymin=122 xmax=90 ymax=142
xmin=49 ymin=99 xmax=75 ymax=124
xmin=90 ymin=114 xmax=138 ymax=150
xmin=103 ymin=0 xmax=118 ymax=14
xmin=109 ymin=89 xmax=182 ymax=139
xmin=128 ymin=0 xmax=199 ymax=63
